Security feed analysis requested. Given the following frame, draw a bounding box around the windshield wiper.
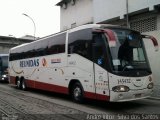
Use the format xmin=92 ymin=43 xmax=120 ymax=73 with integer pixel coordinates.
xmin=123 ymin=65 xmax=134 ymax=71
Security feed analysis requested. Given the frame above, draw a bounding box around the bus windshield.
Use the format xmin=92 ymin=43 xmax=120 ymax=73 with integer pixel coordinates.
xmin=0 ymin=56 xmax=8 ymax=74
xmin=107 ymin=29 xmax=150 ymax=72
xmin=0 ymin=56 xmax=8 ymax=67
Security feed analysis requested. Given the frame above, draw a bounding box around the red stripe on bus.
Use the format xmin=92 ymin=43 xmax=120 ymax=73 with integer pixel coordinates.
xmin=34 ymin=80 xmax=69 ymax=94
xmin=9 ymin=76 xmax=110 ymax=101
xmin=10 ymin=76 xmax=16 ymax=84
xmin=84 ymin=92 xmax=110 ymax=101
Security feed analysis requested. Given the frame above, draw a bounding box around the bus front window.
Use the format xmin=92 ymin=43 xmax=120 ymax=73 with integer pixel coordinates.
xmin=0 ymin=56 xmax=8 ymax=75
xmin=2 ymin=56 xmax=8 ymax=68
xmin=0 ymin=58 xmax=2 ymax=73
xmin=107 ymin=29 xmax=150 ymax=72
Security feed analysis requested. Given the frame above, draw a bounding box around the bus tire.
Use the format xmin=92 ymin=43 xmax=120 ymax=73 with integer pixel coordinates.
xmin=71 ymin=82 xmax=84 ymax=103
xmin=21 ymin=78 xmax=27 ymax=91
xmin=16 ymin=78 xmax=21 ymax=89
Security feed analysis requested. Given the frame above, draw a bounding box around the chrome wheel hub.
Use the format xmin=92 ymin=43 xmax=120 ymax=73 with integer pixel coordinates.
xmin=74 ymin=87 xmax=81 ymax=98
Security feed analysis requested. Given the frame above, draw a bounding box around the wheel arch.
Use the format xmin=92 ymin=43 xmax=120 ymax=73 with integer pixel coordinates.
xmin=68 ymin=79 xmax=83 ymax=95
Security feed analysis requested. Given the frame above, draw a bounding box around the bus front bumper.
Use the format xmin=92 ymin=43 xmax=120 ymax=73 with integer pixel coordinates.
xmin=110 ymin=88 xmax=153 ymax=102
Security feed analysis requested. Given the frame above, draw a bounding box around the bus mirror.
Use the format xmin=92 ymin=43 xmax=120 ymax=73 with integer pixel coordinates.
xmin=142 ymin=35 xmax=159 ymax=52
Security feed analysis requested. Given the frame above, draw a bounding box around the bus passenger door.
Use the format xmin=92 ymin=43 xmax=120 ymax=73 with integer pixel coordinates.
xmin=92 ymin=34 xmax=110 ymax=101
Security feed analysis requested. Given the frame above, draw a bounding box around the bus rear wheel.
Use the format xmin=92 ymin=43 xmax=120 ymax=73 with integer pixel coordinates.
xmin=71 ymin=82 xmax=84 ymax=103
xmin=16 ymin=78 xmax=21 ymax=89
xmin=21 ymin=79 xmax=27 ymax=91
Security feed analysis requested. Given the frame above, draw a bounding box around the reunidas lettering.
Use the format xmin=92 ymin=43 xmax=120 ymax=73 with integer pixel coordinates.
xmin=20 ymin=59 xmax=39 ymax=67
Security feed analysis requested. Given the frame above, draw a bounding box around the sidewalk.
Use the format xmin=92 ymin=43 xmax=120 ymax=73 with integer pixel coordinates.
xmin=152 ymin=85 xmax=160 ymax=98
xmin=149 ymin=85 xmax=160 ymax=100
xmin=148 ymin=97 xmax=160 ymax=100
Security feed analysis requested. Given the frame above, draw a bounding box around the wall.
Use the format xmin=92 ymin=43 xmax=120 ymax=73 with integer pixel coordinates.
xmin=60 ymin=0 xmax=160 ymax=30
xmin=93 ymin=0 xmax=126 ymax=23
xmin=93 ymin=0 xmax=160 ymax=23
xmin=157 ymin=14 xmax=160 ymax=30
xmin=128 ymin=0 xmax=160 ymax=12
xmin=60 ymin=0 xmax=93 ymax=31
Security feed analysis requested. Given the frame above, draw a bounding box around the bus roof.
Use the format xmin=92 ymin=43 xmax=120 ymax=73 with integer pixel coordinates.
xmin=9 ymin=24 xmax=120 ymax=53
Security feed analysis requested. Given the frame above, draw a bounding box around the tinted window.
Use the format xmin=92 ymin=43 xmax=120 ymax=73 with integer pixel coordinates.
xmin=92 ymin=33 xmax=108 ymax=69
xmin=24 ymin=44 xmax=35 ymax=59
xmin=0 ymin=56 xmax=8 ymax=73
xmin=9 ymin=33 xmax=66 ymax=61
xmin=47 ymin=33 xmax=66 ymax=55
xmin=2 ymin=56 xmax=8 ymax=67
xmin=68 ymin=29 xmax=92 ymax=60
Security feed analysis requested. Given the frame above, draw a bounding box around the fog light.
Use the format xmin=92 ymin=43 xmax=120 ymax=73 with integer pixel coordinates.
xmin=112 ymin=85 xmax=130 ymax=92
xmin=147 ymin=83 xmax=154 ymax=89
xmin=148 ymin=76 xmax=152 ymax=82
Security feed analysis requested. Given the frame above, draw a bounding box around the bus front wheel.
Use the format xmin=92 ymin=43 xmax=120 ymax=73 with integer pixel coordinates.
xmin=71 ymin=82 xmax=84 ymax=103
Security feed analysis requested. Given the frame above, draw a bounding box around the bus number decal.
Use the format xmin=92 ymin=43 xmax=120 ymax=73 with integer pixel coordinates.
xmin=118 ymin=79 xmax=131 ymax=84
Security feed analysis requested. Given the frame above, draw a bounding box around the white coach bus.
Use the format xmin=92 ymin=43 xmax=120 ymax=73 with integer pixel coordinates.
xmin=9 ymin=24 xmax=158 ymax=102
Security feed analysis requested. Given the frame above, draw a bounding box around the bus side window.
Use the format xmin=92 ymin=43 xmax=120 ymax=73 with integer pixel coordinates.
xmin=68 ymin=29 xmax=92 ymax=60
xmin=93 ymin=34 xmax=108 ymax=69
xmin=94 ymin=45 xmax=104 ymax=65
xmin=47 ymin=33 xmax=66 ymax=55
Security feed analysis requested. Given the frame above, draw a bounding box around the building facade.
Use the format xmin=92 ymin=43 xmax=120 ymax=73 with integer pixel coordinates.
xmin=0 ymin=36 xmax=34 ymax=54
xmin=56 ymin=0 xmax=160 ymax=97
xmin=57 ymin=0 xmax=160 ymax=31
xmin=57 ymin=0 xmax=93 ymax=31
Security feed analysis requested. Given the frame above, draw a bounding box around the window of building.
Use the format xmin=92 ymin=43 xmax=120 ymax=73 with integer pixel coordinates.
xmin=130 ymin=16 xmax=157 ymax=33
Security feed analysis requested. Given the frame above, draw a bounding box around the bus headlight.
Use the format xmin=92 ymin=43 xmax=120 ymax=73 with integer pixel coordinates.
xmin=2 ymin=75 xmax=7 ymax=78
xmin=112 ymin=85 xmax=130 ymax=92
xmin=147 ymin=83 xmax=154 ymax=89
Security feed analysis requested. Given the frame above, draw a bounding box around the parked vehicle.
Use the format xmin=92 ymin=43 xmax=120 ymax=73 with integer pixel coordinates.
xmin=0 ymin=54 xmax=9 ymax=82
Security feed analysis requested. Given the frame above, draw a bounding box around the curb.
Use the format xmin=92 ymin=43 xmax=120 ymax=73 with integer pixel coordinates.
xmin=148 ymin=97 xmax=160 ymax=100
